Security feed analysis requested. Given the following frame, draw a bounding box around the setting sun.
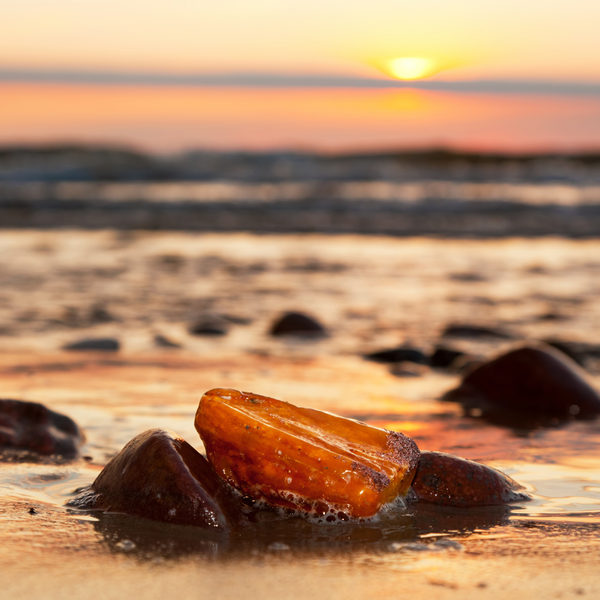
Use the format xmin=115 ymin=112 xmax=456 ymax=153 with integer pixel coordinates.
xmin=388 ymin=57 xmax=435 ymax=80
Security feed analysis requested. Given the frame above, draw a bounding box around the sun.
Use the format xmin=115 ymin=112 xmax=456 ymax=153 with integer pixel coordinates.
xmin=388 ymin=57 xmax=434 ymax=80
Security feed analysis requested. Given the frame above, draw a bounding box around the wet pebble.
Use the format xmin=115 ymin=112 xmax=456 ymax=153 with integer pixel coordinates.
xmin=410 ymin=451 xmax=530 ymax=508
xmin=364 ymin=346 xmax=427 ymax=365
xmin=68 ymin=428 xmax=244 ymax=529
xmin=441 ymin=324 xmax=514 ymax=340
xmin=270 ymin=312 xmax=327 ymax=337
xmin=444 ymin=344 xmax=600 ymax=421
xmin=189 ymin=319 xmax=228 ymax=336
xmin=63 ymin=337 xmax=120 ymax=352
xmin=0 ymin=398 xmax=84 ymax=457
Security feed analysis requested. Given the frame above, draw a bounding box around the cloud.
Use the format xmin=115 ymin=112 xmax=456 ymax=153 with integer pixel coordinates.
xmin=1 ymin=68 xmax=599 ymax=96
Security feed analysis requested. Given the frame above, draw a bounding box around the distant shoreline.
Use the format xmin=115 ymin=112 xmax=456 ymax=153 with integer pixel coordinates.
xmin=3 ymin=145 xmax=600 ymax=237
xmin=2 ymin=144 xmax=600 ymax=184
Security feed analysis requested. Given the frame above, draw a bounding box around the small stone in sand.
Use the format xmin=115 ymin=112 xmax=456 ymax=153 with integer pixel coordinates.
xmin=441 ymin=324 xmax=514 ymax=340
xmin=411 ymin=451 xmax=530 ymax=508
xmin=63 ymin=337 xmax=120 ymax=352
xmin=0 ymin=399 xmax=84 ymax=457
xmin=189 ymin=320 xmax=228 ymax=336
xmin=444 ymin=344 xmax=600 ymax=421
xmin=270 ymin=312 xmax=326 ymax=337
xmin=364 ymin=346 xmax=427 ymax=365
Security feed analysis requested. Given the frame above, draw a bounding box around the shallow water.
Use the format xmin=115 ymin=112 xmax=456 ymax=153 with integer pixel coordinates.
xmin=1 ymin=231 xmax=600 ymax=597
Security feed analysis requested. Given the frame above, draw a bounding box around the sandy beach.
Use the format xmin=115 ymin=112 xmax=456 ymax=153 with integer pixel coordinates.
xmin=1 ymin=230 xmax=600 ymax=598
xmin=5 ymin=0 xmax=600 ymax=594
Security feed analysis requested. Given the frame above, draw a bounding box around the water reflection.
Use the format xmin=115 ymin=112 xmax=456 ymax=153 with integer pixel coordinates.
xmin=510 ymin=460 xmax=600 ymax=518
xmin=85 ymin=501 xmax=515 ymax=562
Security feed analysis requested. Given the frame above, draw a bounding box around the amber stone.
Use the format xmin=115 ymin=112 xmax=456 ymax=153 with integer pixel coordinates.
xmin=68 ymin=428 xmax=244 ymax=529
xmin=411 ymin=451 xmax=530 ymax=508
xmin=195 ymin=388 xmax=419 ymax=519
xmin=0 ymin=399 xmax=83 ymax=457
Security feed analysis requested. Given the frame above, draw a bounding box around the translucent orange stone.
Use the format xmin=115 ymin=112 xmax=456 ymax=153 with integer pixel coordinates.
xmin=195 ymin=388 xmax=419 ymax=519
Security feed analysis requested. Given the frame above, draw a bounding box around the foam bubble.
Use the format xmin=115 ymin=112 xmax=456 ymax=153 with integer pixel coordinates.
xmin=241 ymin=487 xmax=409 ymax=525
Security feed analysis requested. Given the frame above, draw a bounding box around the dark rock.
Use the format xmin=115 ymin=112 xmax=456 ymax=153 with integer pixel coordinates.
xmin=444 ymin=345 xmax=600 ymax=421
xmin=429 ymin=347 xmax=466 ymax=368
xmin=0 ymin=399 xmax=84 ymax=456
xmin=68 ymin=428 xmax=244 ymax=529
xmin=154 ymin=334 xmax=181 ymax=348
xmin=364 ymin=346 xmax=427 ymax=365
xmin=441 ymin=325 xmax=514 ymax=339
xmin=189 ymin=319 xmax=228 ymax=336
xmin=270 ymin=312 xmax=326 ymax=337
xmin=410 ymin=451 xmax=530 ymax=508
xmin=63 ymin=338 xmax=120 ymax=351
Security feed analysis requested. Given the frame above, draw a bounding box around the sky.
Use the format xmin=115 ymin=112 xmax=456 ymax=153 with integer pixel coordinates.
xmin=2 ymin=0 xmax=600 ymax=151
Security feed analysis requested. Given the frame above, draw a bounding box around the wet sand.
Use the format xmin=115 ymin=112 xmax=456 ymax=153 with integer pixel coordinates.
xmin=1 ymin=231 xmax=600 ymax=598
xmin=3 ymin=502 xmax=600 ymax=600
xmin=2 ymin=351 xmax=600 ymax=599
xmin=1 ymin=230 xmax=600 ymax=357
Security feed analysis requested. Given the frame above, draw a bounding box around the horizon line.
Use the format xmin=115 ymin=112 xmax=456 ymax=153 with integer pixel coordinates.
xmin=2 ymin=68 xmax=600 ymax=96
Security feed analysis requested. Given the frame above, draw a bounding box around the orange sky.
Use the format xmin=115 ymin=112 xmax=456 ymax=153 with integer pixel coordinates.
xmin=3 ymin=0 xmax=600 ymax=81
xmin=2 ymin=1 xmax=600 ymax=151
xmin=2 ymin=83 xmax=600 ymax=152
